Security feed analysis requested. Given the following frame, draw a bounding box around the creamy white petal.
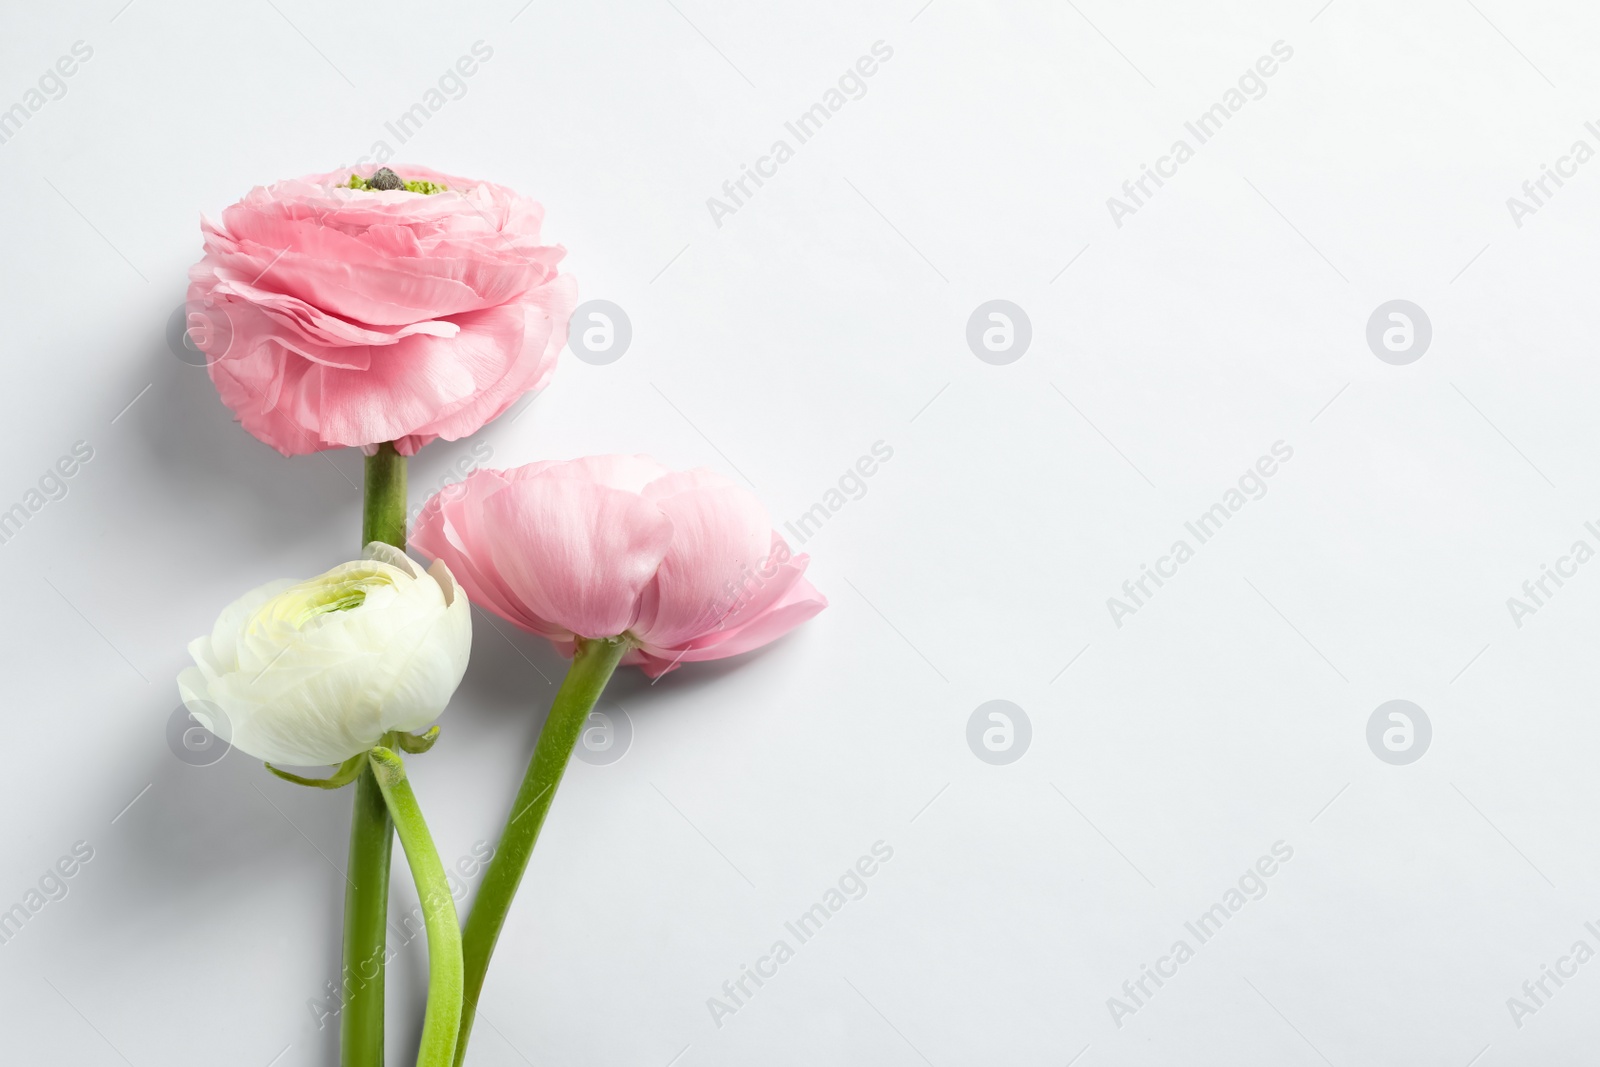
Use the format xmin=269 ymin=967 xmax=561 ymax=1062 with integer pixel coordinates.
xmin=209 ymin=578 xmax=296 ymax=672
xmin=175 ymin=553 xmax=472 ymax=765
xmin=365 ymin=540 xmax=423 ymax=578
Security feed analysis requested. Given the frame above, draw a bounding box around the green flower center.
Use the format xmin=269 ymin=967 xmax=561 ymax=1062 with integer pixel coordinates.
xmin=346 ymin=167 xmax=447 ymax=195
xmin=258 ymin=565 xmax=398 ymax=629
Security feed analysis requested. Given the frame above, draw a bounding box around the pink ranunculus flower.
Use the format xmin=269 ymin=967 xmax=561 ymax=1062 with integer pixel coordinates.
xmin=412 ymin=455 xmax=827 ymax=676
xmin=187 ymin=164 xmax=577 ymax=456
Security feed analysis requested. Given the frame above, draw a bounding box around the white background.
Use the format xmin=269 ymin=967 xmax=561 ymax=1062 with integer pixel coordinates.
xmin=2 ymin=0 xmax=1599 ymax=1063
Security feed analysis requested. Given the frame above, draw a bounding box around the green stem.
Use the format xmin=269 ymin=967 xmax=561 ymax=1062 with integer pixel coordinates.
xmin=344 ymin=442 xmax=407 ymax=1067
xmin=342 ymin=759 xmax=393 ymax=1067
xmin=369 ymin=747 xmax=464 ymax=1067
xmin=454 ymin=636 xmax=629 ymax=1066
xmin=363 ymin=442 xmax=408 ymax=550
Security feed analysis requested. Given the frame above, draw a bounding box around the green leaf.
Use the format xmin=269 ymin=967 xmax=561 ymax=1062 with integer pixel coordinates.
xmin=264 ymin=752 xmax=366 ymax=789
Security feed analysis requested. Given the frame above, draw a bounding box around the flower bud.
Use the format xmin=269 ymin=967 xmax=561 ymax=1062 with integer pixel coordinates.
xmin=411 ymin=455 xmax=825 ymax=677
xmin=177 ymin=543 xmax=471 ymax=765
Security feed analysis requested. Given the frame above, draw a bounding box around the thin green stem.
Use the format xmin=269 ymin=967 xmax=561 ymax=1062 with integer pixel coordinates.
xmin=342 ymin=758 xmax=393 ymax=1067
xmin=363 ymin=442 xmax=408 ymax=550
xmin=369 ymin=747 xmax=464 ymax=1067
xmin=344 ymin=442 xmax=407 ymax=1067
xmin=453 ymin=636 xmax=629 ymax=1066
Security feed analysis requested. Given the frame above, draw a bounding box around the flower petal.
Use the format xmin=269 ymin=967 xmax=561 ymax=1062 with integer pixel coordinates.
xmin=479 ymin=471 xmax=674 ymax=639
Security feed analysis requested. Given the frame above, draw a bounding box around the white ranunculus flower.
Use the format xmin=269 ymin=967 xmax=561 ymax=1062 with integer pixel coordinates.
xmin=177 ymin=543 xmax=472 ymax=766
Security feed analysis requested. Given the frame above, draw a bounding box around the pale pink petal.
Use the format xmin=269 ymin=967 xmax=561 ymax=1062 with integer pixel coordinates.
xmin=481 ymin=474 xmax=674 ymax=638
xmin=635 ymin=574 xmax=828 ymax=677
xmin=191 ymin=165 xmax=573 ymax=453
xmin=631 ymin=477 xmax=774 ymax=648
xmin=412 ymin=470 xmax=565 ymax=637
xmin=412 ymin=455 xmax=827 ymax=671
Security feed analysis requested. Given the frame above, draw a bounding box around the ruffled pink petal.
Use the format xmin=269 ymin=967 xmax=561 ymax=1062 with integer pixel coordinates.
xmin=191 ymin=165 xmax=572 ymax=454
xmin=404 ymin=273 xmax=576 ymax=443
xmin=631 ymin=474 xmax=775 ymax=648
xmin=412 ymin=470 xmax=566 ymax=637
xmin=634 ymin=573 xmax=828 ymax=677
xmin=412 ymin=455 xmax=828 ymax=672
xmin=204 ymin=332 xmax=333 ymax=455
xmin=480 ymin=473 xmax=674 ymax=638
xmin=533 ymin=454 xmax=674 ymax=494
xmin=282 ymin=305 xmax=517 ymax=450
xmin=205 ymin=222 xmax=552 ymax=326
